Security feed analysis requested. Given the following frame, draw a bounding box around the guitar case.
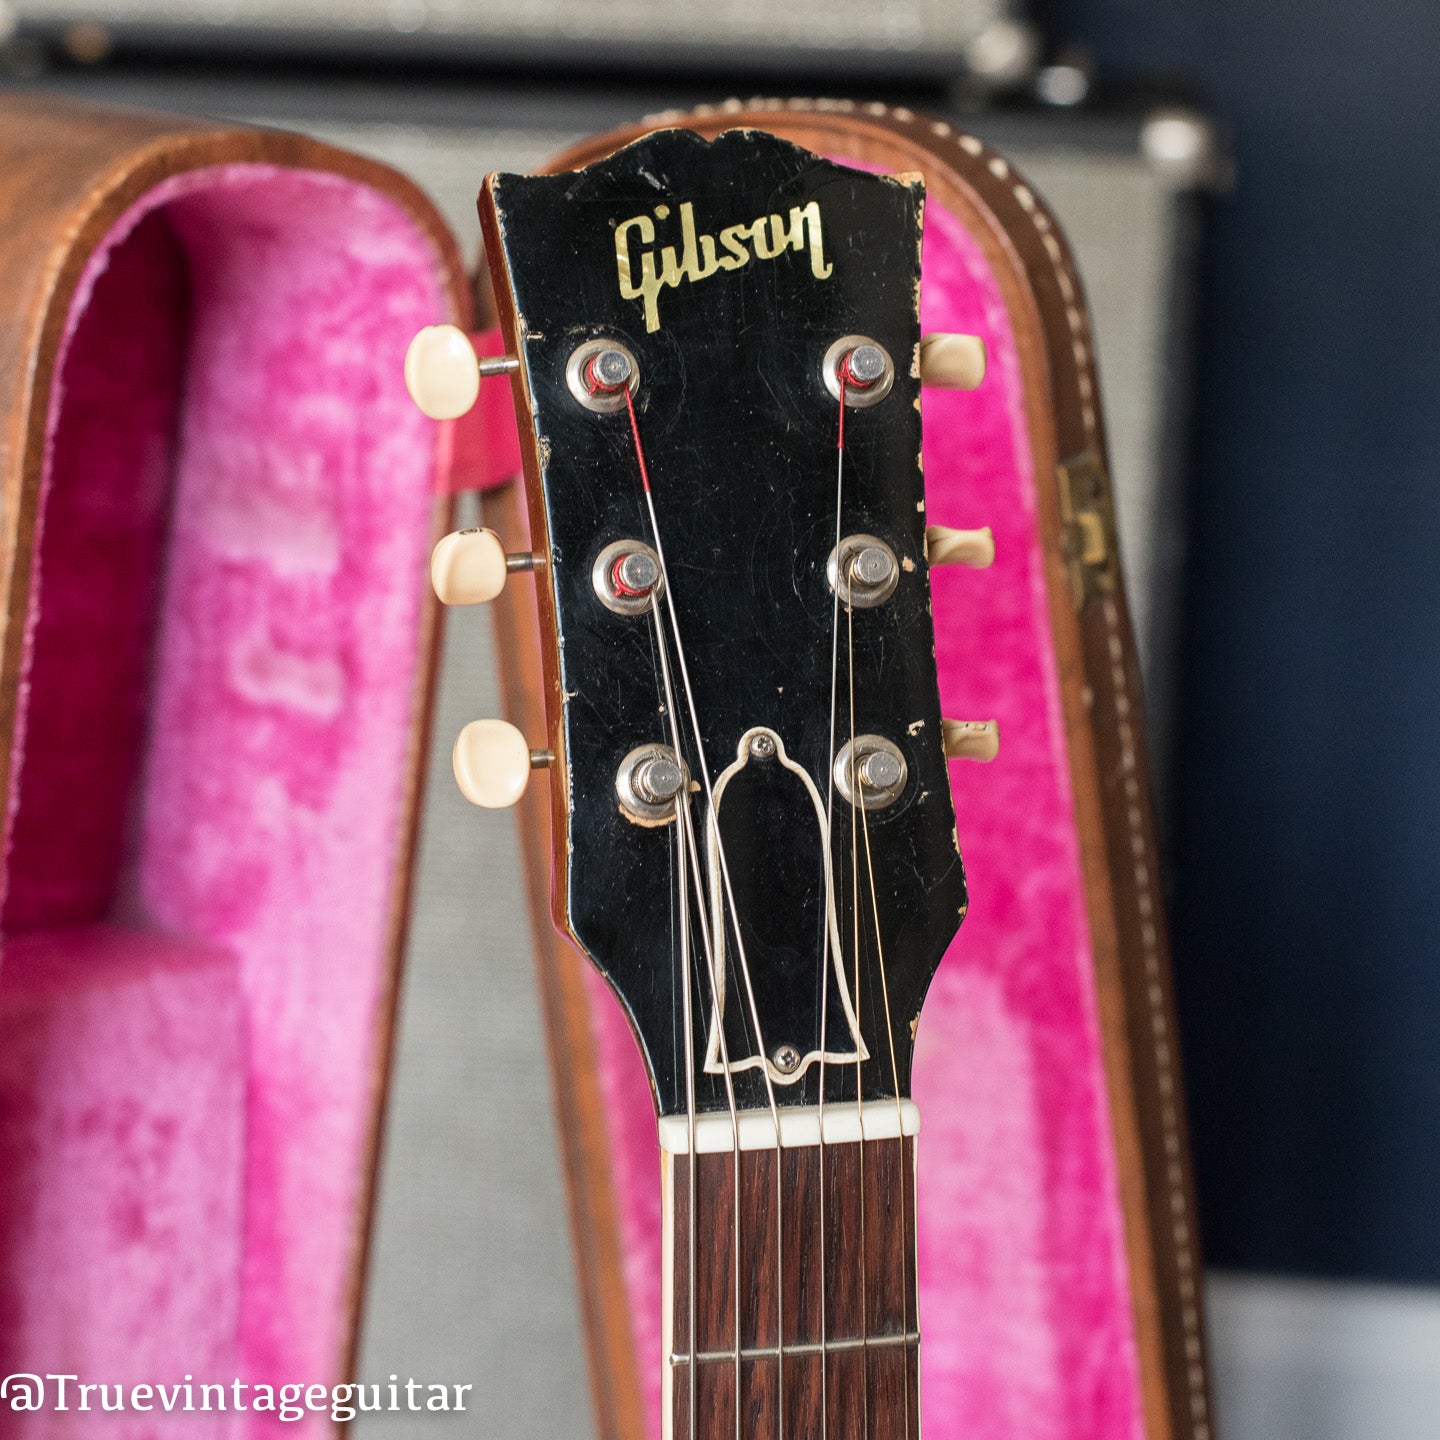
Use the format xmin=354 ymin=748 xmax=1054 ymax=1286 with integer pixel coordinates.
xmin=0 ymin=94 xmax=464 ymax=1429
xmin=0 ymin=93 xmax=1208 ymax=1440
xmin=480 ymin=103 xmax=1214 ymax=1440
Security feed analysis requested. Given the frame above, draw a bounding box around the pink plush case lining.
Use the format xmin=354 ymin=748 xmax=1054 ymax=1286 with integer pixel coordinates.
xmin=587 ymin=184 xmax=1146 ymax=1439
xmin=0 ymin=164 xmax=442 ymax=1434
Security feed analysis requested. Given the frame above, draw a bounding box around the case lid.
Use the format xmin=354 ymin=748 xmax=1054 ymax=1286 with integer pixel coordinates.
xmin=0 ymin=92 xmax=468 ymax=1408
xmin=473 ymin=101 xmax=1211 ymax=1440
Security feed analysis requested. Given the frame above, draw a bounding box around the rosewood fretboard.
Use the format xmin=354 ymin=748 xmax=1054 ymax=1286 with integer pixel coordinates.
xmin=665 ymin=1127 xmax=919 ymax=1440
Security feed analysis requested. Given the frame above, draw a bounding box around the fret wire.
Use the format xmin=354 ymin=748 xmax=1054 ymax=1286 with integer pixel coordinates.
xmin=672 ymin=1332 xmax=920 ymax=1365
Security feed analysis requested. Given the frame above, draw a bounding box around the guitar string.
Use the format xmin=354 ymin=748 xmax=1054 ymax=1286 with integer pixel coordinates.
xmin=627 ymin=357 xmax=907 ymax=1436
xmin=673 ymin=731 xmax=699 ymax=1440
xmin=840 ymin=466 xmax=915 ymax=1440
xmin=647 ymin=596 xmax=745 ymax=1440
xmin=840 ymin=372 xmax=915 ymax=1435
xmin=855 ymin=751 xmax=914 ymax=1440
xmin=676 ymin=793 xmax=744 ymax=1440
xmin=648 ymin=503 xmax=788 ymax=1440
xmin=815 ymin=359 xmax=853 ymax=1440
xmin=844 ymin=568 xmax=870 ymax=1440
xmin=623 ymin=386 xmax=789 ymax=1440
xmin=837 ymin=358 xmax=916 ymax=1438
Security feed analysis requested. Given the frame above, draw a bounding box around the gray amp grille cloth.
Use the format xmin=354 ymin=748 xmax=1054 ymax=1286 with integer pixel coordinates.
xmin=15 ymin=0 xmax=1011 ymax=60
xmin=274 ymin=121 xmax=1191 ymax=1439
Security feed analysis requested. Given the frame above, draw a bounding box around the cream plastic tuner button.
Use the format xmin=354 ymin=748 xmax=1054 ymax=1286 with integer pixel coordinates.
xmin=431 ymin=528 xmax=508 ymax=605
xmin=404 ymin=327 xmax=518 ymax=420
xmin=919 ymin=333 xmax=987 ymax=390
xmin=941 ymin=718 xmax=1000 ymax=762
xmin=452 ymin=719 xmax=548 ymax=809
xmin=405 ymin=324 xmax=481 ymax=419
xmin=927 ymin=524 xmax=995 ymax=569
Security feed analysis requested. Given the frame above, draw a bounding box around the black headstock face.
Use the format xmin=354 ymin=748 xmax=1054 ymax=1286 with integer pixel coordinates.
xmin=482 ymin=127 xmax=967 ymax=1119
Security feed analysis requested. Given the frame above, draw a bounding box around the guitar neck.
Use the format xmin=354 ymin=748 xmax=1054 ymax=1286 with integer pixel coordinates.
xmin=663 ymin=1102 xmax=921 ymax=1440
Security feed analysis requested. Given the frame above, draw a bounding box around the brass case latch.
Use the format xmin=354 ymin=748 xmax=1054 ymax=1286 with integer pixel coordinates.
xmin=1057 ymin=450 xmax=1120 ymax=609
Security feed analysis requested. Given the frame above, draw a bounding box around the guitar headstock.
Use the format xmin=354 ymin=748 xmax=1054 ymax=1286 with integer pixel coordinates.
xmin=407 ymin=125 xmax=996 ymax=1119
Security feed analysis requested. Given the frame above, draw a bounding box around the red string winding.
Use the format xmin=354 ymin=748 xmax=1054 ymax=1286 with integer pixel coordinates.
xmin=623 ymin=384 xmax=652 ymax=494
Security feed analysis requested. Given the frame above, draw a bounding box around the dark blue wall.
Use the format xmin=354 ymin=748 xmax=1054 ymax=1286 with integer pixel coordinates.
xmin=1065 ymin=0 xmax=1440 ymax=1280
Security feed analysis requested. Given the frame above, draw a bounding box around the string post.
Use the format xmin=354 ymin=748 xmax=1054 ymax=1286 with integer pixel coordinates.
xmin=833 ymin=734 xmax=909 ymax=810
xmin=843 ymin=343 xmax=888 ymax=388
xmin=850 ymin=544 xmax=894 ymax=589
xmin=612 ymin=550 xmax=660 ymax=597
xmin=566 ymin=338 xmax=639 ymax=413
xmin=592 ymin=539 xmax=663 ymax=614
xmin=823 ymin=333 xmax=895 ymax=407
xmin=615 ymin=743 xmax=687 ymax=823
xmin=859 ymin=749 xmax=904 ymax=793
xmin=828 ymin=533 xmax=900 ymax=608
xmin=585 ymin=346 xmax=634 ymax=394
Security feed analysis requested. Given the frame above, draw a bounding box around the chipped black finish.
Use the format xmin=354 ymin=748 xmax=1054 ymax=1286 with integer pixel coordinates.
xmin=486 ymin=128 xmax=966 ymax=1118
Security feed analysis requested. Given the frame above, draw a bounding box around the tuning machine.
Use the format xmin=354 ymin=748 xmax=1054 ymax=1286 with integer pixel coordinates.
xmin=942 ymin=719 xmax=1001 ymax=762
xmin=828 ymin=534 xmax=900 ymax=607
xmin=430 ymin=528 xmax=541 ymax=606
xmin=405 ymin=324 xmax=518 ymax=420
xmin=833 ymin=735 xmax=908 ymax=810
xmin=919 ymin=333 xmax=988 ymax=390
xmin=824 ymin=335 xmax=895 ymax=407
xmin=453 ymin=719 xmax=552 ymax=809
xmin=926 ymin=525 xmax=996 ymax=569
xmin=592 ymin=539 xmax=663 ymax=615
xmin=616 ymin=744 xmax=687 ymax=824
xmin=567 ymin=339 xmax=640 ymax=412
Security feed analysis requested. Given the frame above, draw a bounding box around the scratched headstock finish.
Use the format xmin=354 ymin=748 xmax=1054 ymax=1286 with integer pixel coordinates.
xmin=477 ymin=127 xmax=967 ymax=1119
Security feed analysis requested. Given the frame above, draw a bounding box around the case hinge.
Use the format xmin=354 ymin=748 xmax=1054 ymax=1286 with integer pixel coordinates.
xmin=1057 ymin=450 xmax=1119 ymax=609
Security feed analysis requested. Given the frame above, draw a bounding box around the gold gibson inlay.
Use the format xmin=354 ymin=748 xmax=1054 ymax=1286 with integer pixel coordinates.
xmin=615 ymin=200 xmax=833 ymax=333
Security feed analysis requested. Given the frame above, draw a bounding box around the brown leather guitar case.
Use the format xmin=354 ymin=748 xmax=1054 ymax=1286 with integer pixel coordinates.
xmin=0 ymin=91 xmax=1209 ymax=1440
xmin=479 ymin=101 xmax=1214 ymax=1440
xmin=0 ymin=94 xmax=464 ymax=1422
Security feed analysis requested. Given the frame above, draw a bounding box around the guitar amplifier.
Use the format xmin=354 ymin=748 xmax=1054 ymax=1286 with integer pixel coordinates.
xmin=8 ymin=0 xmax=1034 ymax=83
xmin=0 ymin=74 xmax=1212 ymax=1440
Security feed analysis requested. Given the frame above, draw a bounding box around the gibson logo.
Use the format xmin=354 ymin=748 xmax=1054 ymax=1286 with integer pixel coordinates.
xmin=615 ymin=200 xmax=833 ymax=332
